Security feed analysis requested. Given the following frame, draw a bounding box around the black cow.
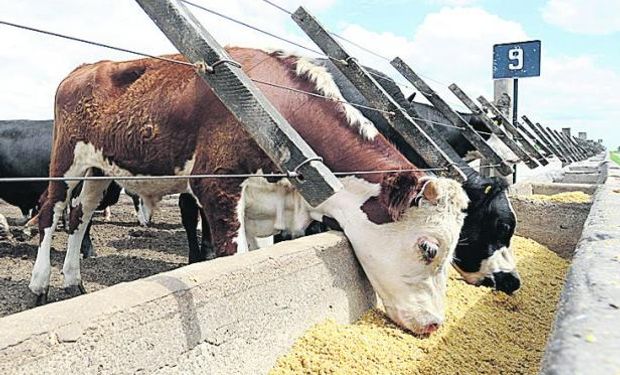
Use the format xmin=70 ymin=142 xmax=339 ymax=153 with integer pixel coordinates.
xmin=317 ymin=61 xmax=520 ymax=294
xmin=0 ymin=120 xmax=52 ymax=219
xmin=0 ymin=120 xmax=138 ymax=256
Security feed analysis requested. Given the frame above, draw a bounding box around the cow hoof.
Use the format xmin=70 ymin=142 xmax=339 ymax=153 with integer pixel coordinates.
xmin=34 ymin=287 xmax=49 ymax=306
xmin=204 ymin=249 xmax=217 ymax=261
xmin=64 ymin=282 xmax=87 ymax=297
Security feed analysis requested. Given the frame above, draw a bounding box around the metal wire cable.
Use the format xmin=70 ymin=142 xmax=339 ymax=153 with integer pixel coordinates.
xmin=0 ymin=166 xmax=449 ymax=184
xmin=0 ymin=19 xmax=195 ymax=68
xmin=251 ymin=78 xmax=395 ymax=115
xmin=255 ymin=0 xmax=470 ymax=111
xmin=179 ymin=0 xmax=467 ymax=113
xmin=0 ymin=18 xmax=489 ymax=137
xmin=0 ymin=18 xmax=392 ymax=117
xmin=258 ymin=0 xmax=293 ymax=15
xmin=180 ymin=0 xmax=322 ymax=57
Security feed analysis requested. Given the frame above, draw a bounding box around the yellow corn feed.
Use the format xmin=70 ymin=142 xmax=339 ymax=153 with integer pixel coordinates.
xmin=271 ymin=236 xmax=569 ymax=375
xmin=528 ymin=191 xmax=591 ymax=203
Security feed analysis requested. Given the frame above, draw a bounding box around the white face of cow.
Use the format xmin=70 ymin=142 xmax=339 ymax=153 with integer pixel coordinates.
xmin=317 ymin=177 xmax=469 ymax=334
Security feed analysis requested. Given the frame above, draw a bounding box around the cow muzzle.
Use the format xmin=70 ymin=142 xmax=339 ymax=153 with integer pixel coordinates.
xmin=481 ymin=271 xmax=521 ymax=295
xmin=385 ymin=306 xmax=444 ymax=336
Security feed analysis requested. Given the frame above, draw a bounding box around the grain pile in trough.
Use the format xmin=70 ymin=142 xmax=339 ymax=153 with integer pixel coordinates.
xmin=271 ymin=236 xmax=569 ymax=375
xmin=528 ymin=191 xmax=591 ymax=203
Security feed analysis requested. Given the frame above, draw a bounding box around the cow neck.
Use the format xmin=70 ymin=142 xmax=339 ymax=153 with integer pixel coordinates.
xmin=236 ymin=48 xmax=427 ymax=224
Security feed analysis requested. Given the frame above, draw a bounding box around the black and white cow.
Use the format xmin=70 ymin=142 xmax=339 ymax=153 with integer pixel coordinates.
xmin=318 ymin=61 xmax=521 ymax=294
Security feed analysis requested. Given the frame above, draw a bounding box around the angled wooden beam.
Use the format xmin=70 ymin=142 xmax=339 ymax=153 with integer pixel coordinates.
xmin=515 ymin=120 xmax=554 ymax=158
xmin=391 ymin=57 xmax=513 ymax=176
xmin=571 ymin=137 xmax=586 ymax=156
xmin=537 ymin=123 xmax=573 ymax=162
xmin=559 ymin=131 xmax=586 ymax=160
xmin=571 ymin=136 xmax=589 ymax=157
xmin=448 ymin=84 xmax=538 ymax=168
xmin=575 ymin=138 xmax=592 ymax=157
xmin=135 ymin=0 xmax=341 ymax=206
xmin=536 ymin=128 xmax=577 ymax=162
xmin=575 ymin=137 xmax=593 ymax=156
xmin=521 ymin=115 xmax=568 ymax=163
xmin=476 ymin=96 xmax=548 ymax=166
xmin=291 ymin=6 xmax=465 ymax=181
xmin=397 ymin=98 xmax=479 ymax=177
xmin=543 ymin=125 xmax=576 ymax=163
xmin=563 ymin=132 xmax=588 ymax=160
xmin=560 ymin=128 xmax=585 ymax=160
xmin=567 ymin=135 xmax=588 ymax=159
xmin=548 ymin=128 xmax=577 ymax=162
xmin=556 ymin=128 xmax=580 ymax=160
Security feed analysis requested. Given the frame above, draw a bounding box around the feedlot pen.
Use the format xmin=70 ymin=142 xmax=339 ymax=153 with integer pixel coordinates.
xmin=0 ymin=155 xmax=618 ymax=375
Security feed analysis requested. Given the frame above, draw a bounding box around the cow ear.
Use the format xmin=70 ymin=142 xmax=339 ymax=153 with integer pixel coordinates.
xmin=421 ymin=179 xmax=439 ymax=205
xmin=385 ymin=173 xmax=418 ymax=221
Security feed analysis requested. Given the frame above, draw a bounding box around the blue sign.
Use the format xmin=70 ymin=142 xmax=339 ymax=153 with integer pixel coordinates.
xmin=493 ymin=40 xmax=541 ymax=79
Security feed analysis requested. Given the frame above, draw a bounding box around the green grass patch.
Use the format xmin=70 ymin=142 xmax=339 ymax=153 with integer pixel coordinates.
xmin=610 ymin=152 xmax=620 ymax=166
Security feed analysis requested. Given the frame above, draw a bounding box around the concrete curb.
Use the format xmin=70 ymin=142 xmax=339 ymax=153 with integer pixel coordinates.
xmin=541 ymin=158 xmax=620 ymax=374
xmin=0 ymin=232 xmax=375 ymax=374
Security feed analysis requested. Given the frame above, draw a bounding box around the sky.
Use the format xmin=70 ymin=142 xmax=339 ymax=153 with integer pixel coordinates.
xmin=0 ymin=0 xmax=618 ymax=148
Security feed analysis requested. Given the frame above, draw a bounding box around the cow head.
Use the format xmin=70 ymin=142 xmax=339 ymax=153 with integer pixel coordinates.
xmin=453 ymin=175 xmax=520 ymax=294
xmin=319 ymin=176 xmax=468 ymax=335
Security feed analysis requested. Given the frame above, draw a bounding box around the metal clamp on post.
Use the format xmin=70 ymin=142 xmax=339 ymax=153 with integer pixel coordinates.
xmin=194 ymin=59 xmax=242 ymax=74
xmin=289 ymin=156 xmax=325 ymax=181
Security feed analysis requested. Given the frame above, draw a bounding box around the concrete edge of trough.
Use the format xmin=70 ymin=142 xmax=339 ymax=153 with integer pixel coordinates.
xmin=0 ymin=231 xmax=376 ymax=374
xmin=541 ymin=157 xmax=620 ymax=375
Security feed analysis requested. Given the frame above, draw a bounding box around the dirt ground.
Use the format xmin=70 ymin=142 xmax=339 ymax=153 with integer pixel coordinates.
xmin=0 ymin=193 xmax=189 ymax=318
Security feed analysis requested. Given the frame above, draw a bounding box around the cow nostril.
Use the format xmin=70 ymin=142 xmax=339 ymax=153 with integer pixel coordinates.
xmin=480 ymin=277 xmax=495 ymax=288
xmin=493 ymin=272 xmax=521 ymax=295
xmin=423 ymin=323 xmax=440 ymax=334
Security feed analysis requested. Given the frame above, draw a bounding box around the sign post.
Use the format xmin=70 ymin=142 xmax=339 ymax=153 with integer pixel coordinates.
xmin=493 ymin=40 xmax=541 ymax=129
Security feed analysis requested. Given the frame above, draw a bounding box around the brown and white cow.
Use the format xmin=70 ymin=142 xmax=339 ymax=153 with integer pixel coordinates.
xmin=31 ymin=48 xmax=468 ymax=334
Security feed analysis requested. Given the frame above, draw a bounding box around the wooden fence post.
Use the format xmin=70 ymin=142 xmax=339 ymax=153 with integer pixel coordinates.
xmin=476 ymin=96 xmax=548 ymax=166
xmin=290 ymin=6 xmax=466 ymax=181
xmin=391 ymin=57 xmax=513 ymax=176
xmin=134 ymin=0 xmax=342 ymax=206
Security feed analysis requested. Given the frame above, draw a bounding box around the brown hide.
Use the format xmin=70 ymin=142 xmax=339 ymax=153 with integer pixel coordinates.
xmin=49 ymin=47 xmax=426 ymax=255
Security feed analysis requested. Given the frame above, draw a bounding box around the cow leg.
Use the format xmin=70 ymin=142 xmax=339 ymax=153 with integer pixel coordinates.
xmin=191 ymin=180 xmax=244 ymax=257
xmin=80 ymin=221 xmax=96 ymax=258
xmin=198 ymin=207 xmax=216 ymax=260
xmin=30 ymin=181 xmax=76 ymax=304
xmin=179 ymin=193 xmax=203 ymax=264
xmin=103 ymin=207 xmax=112 ymax=222
xmin=179 ymin=193 xmax=216 ymax=263
xmin=0 ymin=214 xmax=10 ymax=240
xmin=62 ymin=174 xmax=111 ymax=295
xmin=139 ymin=199 xmax=153 ymax=227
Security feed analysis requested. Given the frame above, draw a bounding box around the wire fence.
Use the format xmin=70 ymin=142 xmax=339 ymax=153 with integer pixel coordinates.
xmin=0 ymin=166 xmax=453 ymax=184
xmin=0 ymin=16 xmax=494 ymax=137
xmin=0 ymin=0 xmax=589 ymax=185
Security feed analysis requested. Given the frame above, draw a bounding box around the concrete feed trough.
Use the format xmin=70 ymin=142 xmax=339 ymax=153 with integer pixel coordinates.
xmin=0 ymin=154 xmax=618 ymax=374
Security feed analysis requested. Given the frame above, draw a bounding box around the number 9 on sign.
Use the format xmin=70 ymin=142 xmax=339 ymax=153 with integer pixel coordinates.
xmin=508 ymin=48 xmax=523 ymax=70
